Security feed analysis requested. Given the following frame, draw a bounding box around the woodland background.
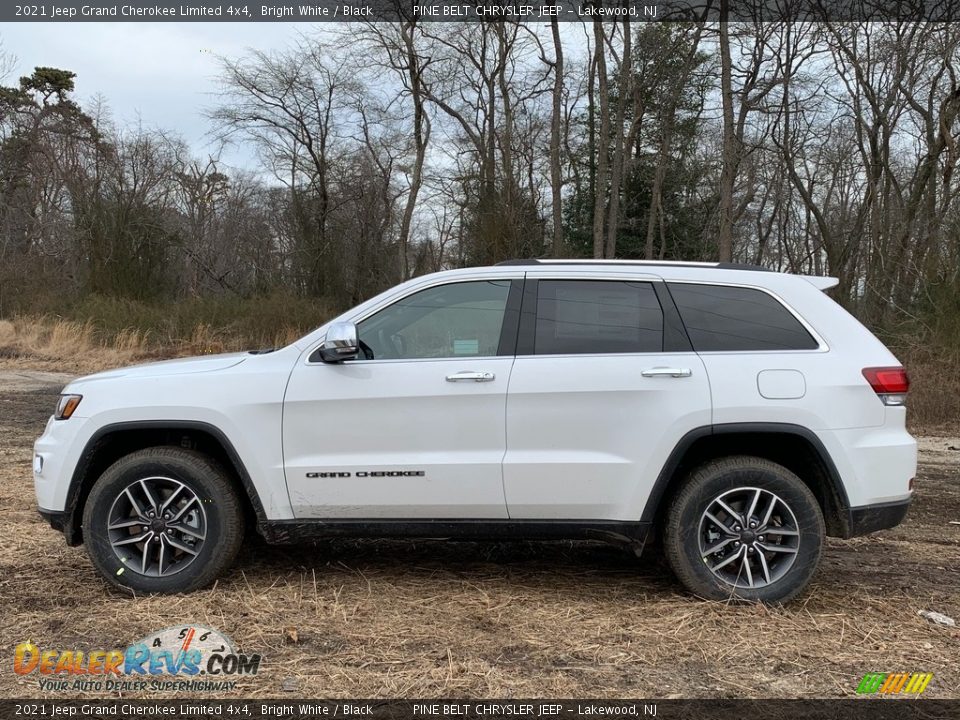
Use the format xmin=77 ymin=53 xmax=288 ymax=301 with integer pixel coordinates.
xmin=1 ymin=21 xmax=958 ymax=426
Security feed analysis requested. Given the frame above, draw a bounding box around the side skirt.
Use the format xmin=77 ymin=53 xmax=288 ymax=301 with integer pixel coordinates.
xmin=259 ymin=519 xmax=651 ymax=551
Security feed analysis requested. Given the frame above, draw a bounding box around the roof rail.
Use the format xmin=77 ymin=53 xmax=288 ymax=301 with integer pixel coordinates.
xmin=494 ymin=258 xmax=773 ymax=272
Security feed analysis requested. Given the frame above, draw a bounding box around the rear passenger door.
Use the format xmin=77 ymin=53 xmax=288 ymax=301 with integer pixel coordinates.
xmin=503 ymin=271 xmax=711 ymax=521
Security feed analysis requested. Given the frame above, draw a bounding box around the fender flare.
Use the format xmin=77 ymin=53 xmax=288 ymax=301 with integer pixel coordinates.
xmin=63 ymin=420 xmax=268 ymax=544
xmin=639 ymin=422 xmax=852 ymax=531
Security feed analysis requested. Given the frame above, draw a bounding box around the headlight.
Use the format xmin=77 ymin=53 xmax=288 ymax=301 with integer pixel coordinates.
xmin=54 ymin=394 xmax=83 ymax=420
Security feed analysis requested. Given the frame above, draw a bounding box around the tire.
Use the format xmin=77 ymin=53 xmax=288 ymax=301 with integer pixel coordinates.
xmin=82 ymin=447 xmax=245 ymax=594
xmin=663 ymin=456 xmax=824 ymax=604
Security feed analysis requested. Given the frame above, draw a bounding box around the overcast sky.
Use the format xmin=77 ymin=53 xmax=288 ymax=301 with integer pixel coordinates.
xmin=2 ymin=22 xmax=594 ymax=173
xmin=1 ymin=23 xmax=308 ymax=169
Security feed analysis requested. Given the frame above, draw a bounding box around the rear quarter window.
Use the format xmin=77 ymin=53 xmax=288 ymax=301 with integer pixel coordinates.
xmin=667 ymin=283 xmax=819 ymax=352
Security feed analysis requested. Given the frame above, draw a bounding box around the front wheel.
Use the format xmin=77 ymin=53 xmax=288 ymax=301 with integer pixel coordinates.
xmin=82 ymin=447 xmax=245 ymax=593
xmin=663 ymin=456 xmax=825 ymax=603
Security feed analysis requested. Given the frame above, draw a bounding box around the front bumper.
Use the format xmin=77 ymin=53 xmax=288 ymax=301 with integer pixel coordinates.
xmin=848 ymin=498 xmax=911 ymax=537
xmin=39 ymin=508 xmax=68 ymax=532
xmin=34 ymin=413 xmax=89 ymax=512
xmin=38 ymin=507 xmax=83 ymax=546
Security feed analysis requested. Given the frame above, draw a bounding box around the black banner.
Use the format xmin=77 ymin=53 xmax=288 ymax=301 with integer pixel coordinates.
xmin=5 ymin=0 xmax=960 ymax=23
xmin=2 ymin=700 xmax=959 ymax=720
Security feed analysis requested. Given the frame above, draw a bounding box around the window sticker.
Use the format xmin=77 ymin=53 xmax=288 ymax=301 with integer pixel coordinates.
xmin=453 ymin=339 xmax=480 ymax=355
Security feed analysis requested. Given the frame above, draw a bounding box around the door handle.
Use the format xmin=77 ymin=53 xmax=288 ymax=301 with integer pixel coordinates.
xmin=446 ymin=371 xmax=496 ymax=383
xmin=641 ymin=367 xmax=692 ymax=378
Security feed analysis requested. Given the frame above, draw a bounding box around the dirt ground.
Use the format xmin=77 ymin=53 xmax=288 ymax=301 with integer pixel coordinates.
xmin=1 ymin=367 xmax=958 ymax=699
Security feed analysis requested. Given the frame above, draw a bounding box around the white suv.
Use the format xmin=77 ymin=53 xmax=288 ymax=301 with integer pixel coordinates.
xmin=33 ymin=260 xmax=917 ymax=602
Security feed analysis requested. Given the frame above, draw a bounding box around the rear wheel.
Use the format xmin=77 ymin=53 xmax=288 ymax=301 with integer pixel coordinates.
xmin=663 ymin=456 xmax=824 ymax=603
xmin=82 ymin=447 xmax=244 ymax=593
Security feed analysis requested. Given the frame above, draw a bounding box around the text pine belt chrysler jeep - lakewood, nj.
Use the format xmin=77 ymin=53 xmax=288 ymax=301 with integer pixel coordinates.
xmin=33 ymin=260 xmax=917 ymax=602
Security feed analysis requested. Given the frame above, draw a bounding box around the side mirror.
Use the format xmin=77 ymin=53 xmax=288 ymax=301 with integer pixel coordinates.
xmin=318 ymin=321 xmax=360 ymax=363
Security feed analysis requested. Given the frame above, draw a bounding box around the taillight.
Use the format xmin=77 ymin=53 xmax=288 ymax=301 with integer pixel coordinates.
xmin=862 ymin=367 xmax=910 ymax=406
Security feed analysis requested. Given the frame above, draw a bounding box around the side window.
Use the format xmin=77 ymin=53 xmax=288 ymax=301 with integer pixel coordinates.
xmin=357 ymin=280 xmax=511 ymax=360
xmin=534 ymin=280 xmax=663 ymax=355
xmin=667 ymin=283 xmax=819 ymax=351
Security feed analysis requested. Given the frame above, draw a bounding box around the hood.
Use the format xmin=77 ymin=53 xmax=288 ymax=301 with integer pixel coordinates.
xmin=67 ymin=352 xmax=249 ymax=387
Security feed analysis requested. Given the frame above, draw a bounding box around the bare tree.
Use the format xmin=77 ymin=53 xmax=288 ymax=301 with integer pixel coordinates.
xmin=353 ymin=21 xmax=432 ymax=278
xmin=549 ymin=18 xmax=565 ymax=257
xmin=212 ymin=43 xmax=359 ymax=299
xmin=591 ymin=19 xmax=611 ymax=258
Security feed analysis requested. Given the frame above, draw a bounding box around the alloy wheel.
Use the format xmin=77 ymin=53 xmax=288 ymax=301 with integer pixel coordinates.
xmin=698 ymin=486 xmax=800 ymax=589
xmin=106 ymin=476 xmax=207 ymax=577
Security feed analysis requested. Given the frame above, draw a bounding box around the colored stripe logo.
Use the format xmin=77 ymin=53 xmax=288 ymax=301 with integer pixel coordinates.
xmin=857 ymin=672 xmax=933 ymax=694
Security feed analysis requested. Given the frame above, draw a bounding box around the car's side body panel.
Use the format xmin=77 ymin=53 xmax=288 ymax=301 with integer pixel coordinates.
xmin=33 ymin=262 xmax=917 ymax=555
xmin=503 ymin=350 xmax=711 ymax=520
xmin=282 ymin=356 xmax=515 ymax=518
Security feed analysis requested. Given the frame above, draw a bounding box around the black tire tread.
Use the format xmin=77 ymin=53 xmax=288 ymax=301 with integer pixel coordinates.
xmin=81 ymin=446 xmax=245 ymax=594
xmin=663 ymin=455 xmax=825 ymax=604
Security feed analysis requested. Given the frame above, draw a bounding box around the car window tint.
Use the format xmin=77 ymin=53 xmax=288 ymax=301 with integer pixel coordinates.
xmin=358 ymin=280 xmax=510 ymax=359
xmin=668 ymin=283 xmax=819 ymax=351
xmin=534 ymin=280 xmax=663 ymax=355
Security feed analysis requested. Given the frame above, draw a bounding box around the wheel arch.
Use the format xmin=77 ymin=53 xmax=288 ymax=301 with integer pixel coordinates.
xmin=62 ymin=421 xmax=267 ymax=546
xmin=642 ymin=423 xmax=853 ymax=538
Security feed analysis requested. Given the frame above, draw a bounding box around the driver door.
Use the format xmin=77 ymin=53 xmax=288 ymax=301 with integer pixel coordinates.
xmin=282 ymin=277 xmax=521 ymax=519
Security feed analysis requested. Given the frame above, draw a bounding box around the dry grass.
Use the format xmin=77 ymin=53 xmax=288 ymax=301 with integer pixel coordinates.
xmin=0 ymin=371 xmax=958 ymax=700
xmin=902 ymin=357 xmax=960 ymax=435
xmin=0 ymin=318 xmax=152 ymax=373
xmin=0 ymin=317 xmax=305 ymax=373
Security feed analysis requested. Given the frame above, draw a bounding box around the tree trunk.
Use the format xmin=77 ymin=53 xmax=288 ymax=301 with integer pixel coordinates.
xmin=397 ymin=21 xmax=430 ymax=280
xmin=644 ymin=115 xmax=673 ymax=260
xmin=605 ymin=16 xmax=631 ymax=260
xmin=549 ymin=18 xmax=565 ymax=257
xmin=592 ymin=19 xmax=610 ymax=259
xmin=718 ymin=8 xmax=736 ymax=262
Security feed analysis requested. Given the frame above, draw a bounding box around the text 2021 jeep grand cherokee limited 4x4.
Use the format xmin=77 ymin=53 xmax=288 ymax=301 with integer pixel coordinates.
xmin=33 ymin=260 xmax=917 ymax=602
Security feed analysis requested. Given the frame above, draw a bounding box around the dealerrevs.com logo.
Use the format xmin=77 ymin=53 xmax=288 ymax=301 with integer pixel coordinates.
xmin=13 ymin=625 xmax=261 ymax=692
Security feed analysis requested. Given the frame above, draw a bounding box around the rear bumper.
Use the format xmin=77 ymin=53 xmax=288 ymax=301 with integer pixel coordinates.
xmin=848 ymin=498 xmax=910 ymax=537
xmin=820 ymin=424 xmax=916 ymax=507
